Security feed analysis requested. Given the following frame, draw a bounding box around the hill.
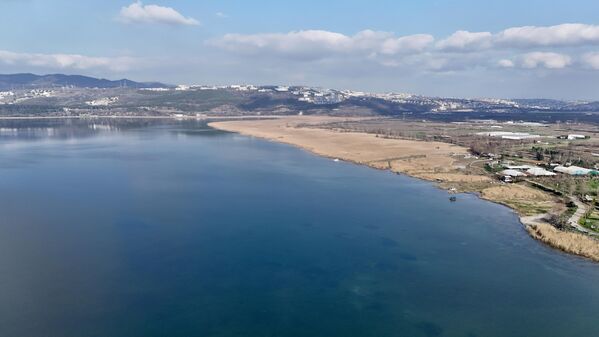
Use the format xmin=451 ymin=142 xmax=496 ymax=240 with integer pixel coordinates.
xmin=0 ymin=73 xmax=170 ymax=90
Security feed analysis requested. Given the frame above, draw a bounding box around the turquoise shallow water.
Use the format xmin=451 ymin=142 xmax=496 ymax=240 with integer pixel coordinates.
xmin=0 ymin=119 xmax=598 ymax=337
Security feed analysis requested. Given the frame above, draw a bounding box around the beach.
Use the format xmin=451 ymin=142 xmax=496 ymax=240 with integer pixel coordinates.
xmin=209 ymin=116 xmax=468 ymax=179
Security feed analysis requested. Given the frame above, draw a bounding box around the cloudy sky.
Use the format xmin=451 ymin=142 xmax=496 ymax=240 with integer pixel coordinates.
xmin=2 ymin=0 xmax=599 ymax=99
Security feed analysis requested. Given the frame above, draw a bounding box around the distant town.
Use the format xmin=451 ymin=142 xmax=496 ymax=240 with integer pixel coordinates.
xmin=1 ymin=74 xmax=599 ymax=120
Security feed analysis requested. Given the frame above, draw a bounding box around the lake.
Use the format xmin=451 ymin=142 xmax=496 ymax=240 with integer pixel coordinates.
xmin=0 ymin=118 xmax=598 ymax=337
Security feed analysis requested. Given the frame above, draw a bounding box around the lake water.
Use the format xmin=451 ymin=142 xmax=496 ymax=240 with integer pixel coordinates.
xmin=0 ymin=119 xmax=598 ymax=337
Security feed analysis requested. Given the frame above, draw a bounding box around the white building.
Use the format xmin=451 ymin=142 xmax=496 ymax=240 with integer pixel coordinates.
xmin=86 ymin=97 xmax=119 ymax=106
xmin=526 ymin=167 xmax=556 ymax=176
xmin=500 ymin=169 xmax=526 ymax=177
xmin=140 ymin=87 xmax=170 ymax=91
xmin=505 ymin=165 xmax=535 ymax=170
xmin=476 ymin=131 xmax=541 ymax=140
xmin=554 ymin=165 xmax=595 ymax=175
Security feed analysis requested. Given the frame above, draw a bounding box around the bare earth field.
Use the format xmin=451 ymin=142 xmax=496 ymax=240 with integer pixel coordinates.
xmin=481 ymin=184 xmax=558 ymax=216
xmin=209 ymin=116 xmax=599 ymax=262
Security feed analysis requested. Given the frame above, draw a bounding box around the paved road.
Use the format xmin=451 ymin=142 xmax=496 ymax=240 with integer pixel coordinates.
xmin=520 ymin=196 xmax=599 ymax=237
xmin=466 ymin=159 xmax=489 ymax=169
xmin=569 ymin=198 xmax=593 ymax=234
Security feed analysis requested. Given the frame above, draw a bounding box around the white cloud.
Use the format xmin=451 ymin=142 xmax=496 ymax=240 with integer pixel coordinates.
xmin=498 ymin=59 xmax=515 ymax=68
xmin=0 ymin=50 xmax=137 ymax=72
xmin=211 ymin=24 xmax=599 ymax=58
xmin=520 ymin=52 xmax=571 ymax=69
xmin=436 ymin=31 xmax=493 ymax=51
xmin=380 ymin=34 xmax=434 ymax=55
xmin=436 ymin=24 xmax=599 ymax=51
xmin=216 ymin=12 xmax=229 ymax=19
xmin=497 ymin=23 xmax=599 ymax=48
xmin=119 ymin=1 xmax=199 ymax=26
xmin=210 ymin=30 xmax=353 ymax=60
xmin=582 ymin=52 xmax=599 ymax=69
xmin=209 ymin=30 xmax=433 ymax=60
xmin=207 ymin=23 xmax=599 ymax=73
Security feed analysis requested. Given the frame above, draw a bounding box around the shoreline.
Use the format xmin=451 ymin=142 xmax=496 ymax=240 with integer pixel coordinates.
xmin=208 ymin=116 xmax=599 ymax=262
xmin=0 ymin=115 xmax=281 ymax=120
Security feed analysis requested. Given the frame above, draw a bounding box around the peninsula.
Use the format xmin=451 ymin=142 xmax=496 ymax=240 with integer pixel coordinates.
xmin=210 ymin=116 xmax=599 ymax=261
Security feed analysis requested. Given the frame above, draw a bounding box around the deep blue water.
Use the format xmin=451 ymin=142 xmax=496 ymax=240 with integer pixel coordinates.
xmin=0 ymin=119 xmax=598 ymax=337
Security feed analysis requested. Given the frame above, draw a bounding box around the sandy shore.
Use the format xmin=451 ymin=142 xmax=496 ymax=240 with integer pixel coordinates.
xmin=209 ymin=116 xmax=599 ymax=262
xmin=210 ymin=116 xmax=469 ymax=178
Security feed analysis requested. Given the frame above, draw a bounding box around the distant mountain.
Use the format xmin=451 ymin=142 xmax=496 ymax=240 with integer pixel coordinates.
xmin=0 ymin=73 xmax=170 ymax=90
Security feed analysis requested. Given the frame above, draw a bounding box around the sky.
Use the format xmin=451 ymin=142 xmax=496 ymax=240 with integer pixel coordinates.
xmin=1 ymin=0 xmax=599 ymax=99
